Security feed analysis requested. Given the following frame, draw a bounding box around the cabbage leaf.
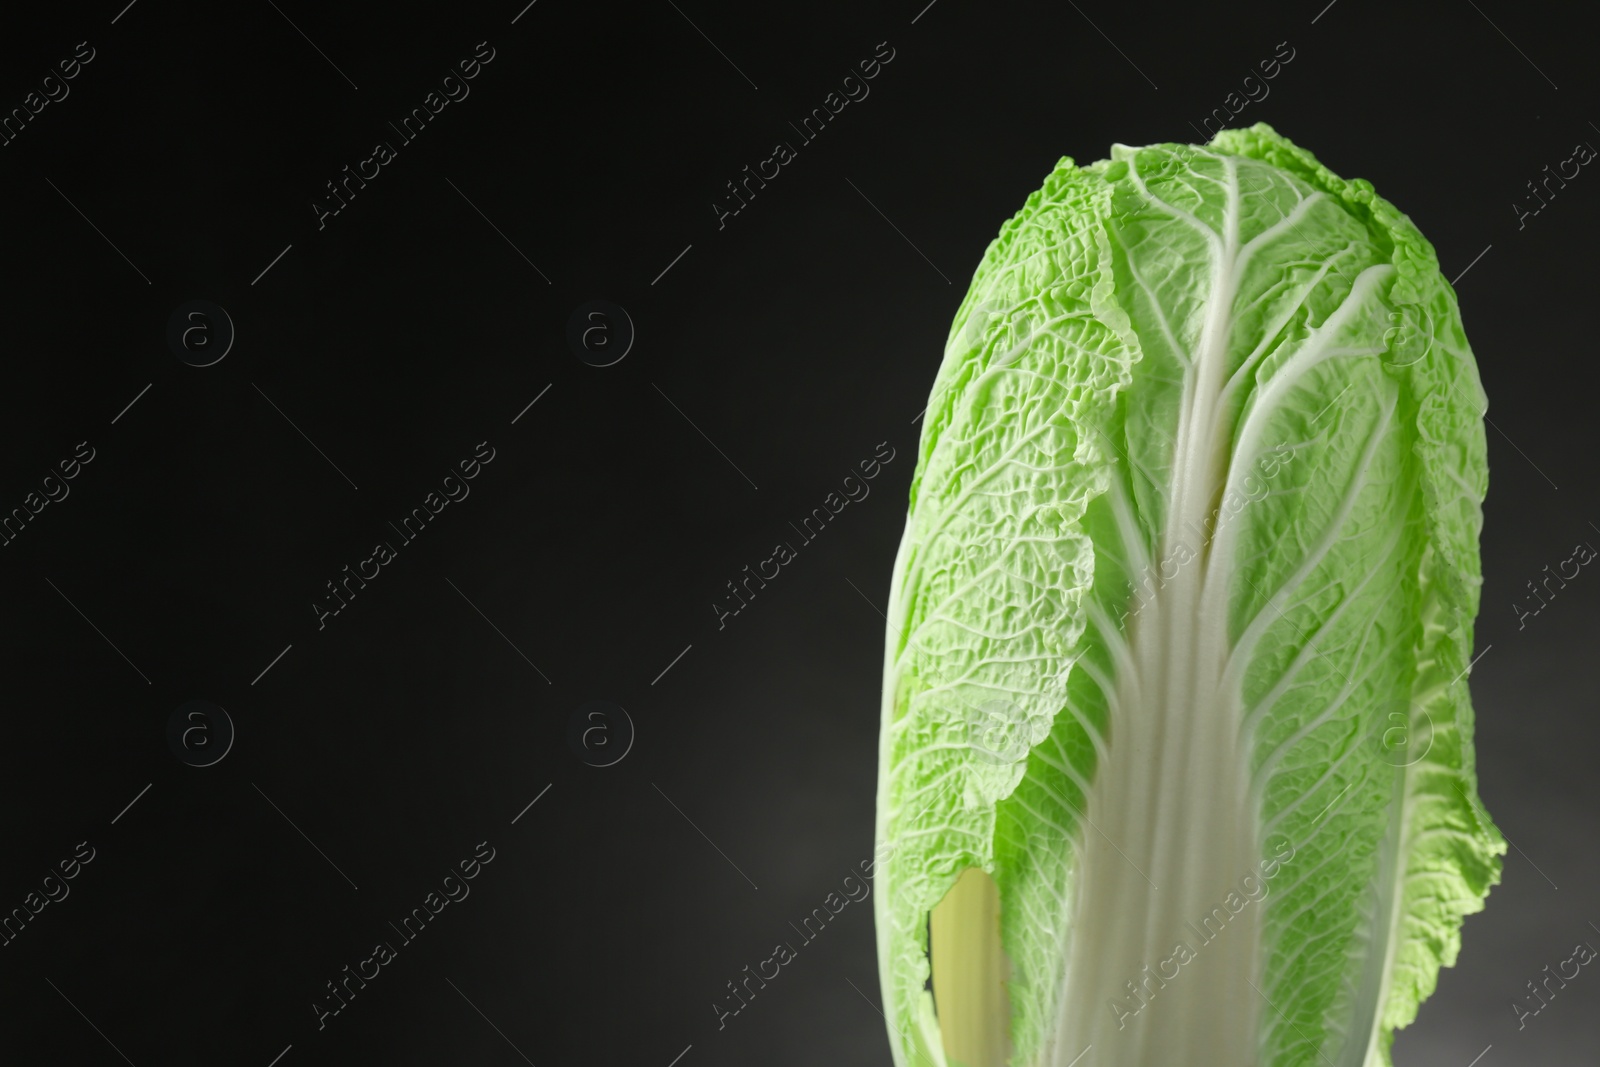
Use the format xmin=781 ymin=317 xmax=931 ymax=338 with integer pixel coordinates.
xmin=873 ymin=124 xmax=1504 ymax=1067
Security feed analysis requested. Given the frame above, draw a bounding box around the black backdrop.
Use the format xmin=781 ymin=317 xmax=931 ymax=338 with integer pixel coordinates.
xmin=0 ymin=1 xmax=1596 ymax=1064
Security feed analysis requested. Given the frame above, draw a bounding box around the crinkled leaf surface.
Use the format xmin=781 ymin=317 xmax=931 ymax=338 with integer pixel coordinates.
xmin=873 ymin=125 xmax=1503 ymax=1067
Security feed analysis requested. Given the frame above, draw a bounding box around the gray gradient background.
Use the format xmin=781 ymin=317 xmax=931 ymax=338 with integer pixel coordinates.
xmin=0 ymin=0 xmax=1594 ymax=1065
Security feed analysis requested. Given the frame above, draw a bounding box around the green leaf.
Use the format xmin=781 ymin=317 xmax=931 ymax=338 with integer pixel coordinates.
xmin=874 ymin=124 xmax=1504 ymax=1067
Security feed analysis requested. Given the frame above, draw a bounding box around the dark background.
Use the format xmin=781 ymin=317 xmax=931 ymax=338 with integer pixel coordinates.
xmin=0 ymin=1 xmax=1594 ymax=1064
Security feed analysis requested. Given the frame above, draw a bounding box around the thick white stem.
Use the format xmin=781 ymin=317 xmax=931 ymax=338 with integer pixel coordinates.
xmin=1051 ymin=158 xmax=1264 ymax=1067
